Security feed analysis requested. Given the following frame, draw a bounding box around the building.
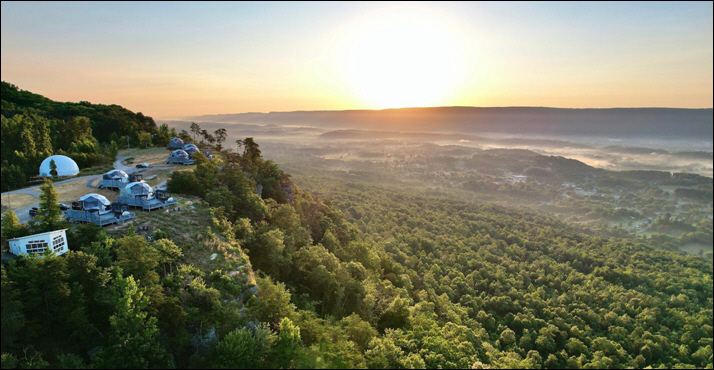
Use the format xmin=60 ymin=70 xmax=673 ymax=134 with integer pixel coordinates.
xmin=39 ymin=155 xmax=79 ymax=178
xmin=201 ymin=149 xmax=215 ymax=159
xmin=9 ymin=229 xmax=69 ymax=256
xmin=64 ymin=193 xmax=135 ymax=226
xmin=167 ymin=149 xmax=194 ymax=165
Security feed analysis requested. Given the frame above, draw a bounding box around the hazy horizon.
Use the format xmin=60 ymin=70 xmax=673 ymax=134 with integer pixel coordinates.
xmin=164 ymin=105 xmax=713 ymax=120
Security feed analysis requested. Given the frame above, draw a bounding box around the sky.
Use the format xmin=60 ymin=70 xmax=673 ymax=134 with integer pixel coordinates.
xmin=1 ymin=1 xmax=712 ymax=118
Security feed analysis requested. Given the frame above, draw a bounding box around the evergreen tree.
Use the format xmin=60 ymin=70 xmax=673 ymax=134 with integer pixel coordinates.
xmin=93 ymin=275 xmax=174 ymax=369
xmin=1 ymin=210 xmax=22 ymax=244
xmin=49 ymin=159 xmax=57 ymax=177
xmin=36 ymin=179 xmax=62 ymax=231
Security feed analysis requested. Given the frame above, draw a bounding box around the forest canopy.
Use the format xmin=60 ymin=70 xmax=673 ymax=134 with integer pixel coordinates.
xmin=2 ymin=135 xmax=712 ymax=369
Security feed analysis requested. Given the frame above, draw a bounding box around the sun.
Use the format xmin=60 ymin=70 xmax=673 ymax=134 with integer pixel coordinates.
xmin=345 ymin=9 xmax=463 ymax=109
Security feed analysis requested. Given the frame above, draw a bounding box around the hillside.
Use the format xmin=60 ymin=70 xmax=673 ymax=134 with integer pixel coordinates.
xmin=1 ymin=82 xmax=177 ymax=191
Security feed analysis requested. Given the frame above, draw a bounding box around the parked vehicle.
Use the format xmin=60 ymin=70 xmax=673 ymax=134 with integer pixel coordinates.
xmin=136 ymin=163 xmax=150 ymax=169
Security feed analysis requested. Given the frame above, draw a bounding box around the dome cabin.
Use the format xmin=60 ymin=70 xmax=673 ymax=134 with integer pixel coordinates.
xmin=167 ymin=137 xmax=184 ymax=150
xmin=39 ymin=155 xmax=79 ymax=178
xmin=99 ymin=169 xmax=144 ymax=190
xmin=64 ymin=193 xmax=135 ymax=226
xmin=167 ymin=149 xmax=194 ymax=165
xmin=117 ymin=182 xmax=177 ymax=211
xmin=99 ymin=169 xmax=129 ymax=189
xmin=183 ymin=143 xmax=199 ymax=156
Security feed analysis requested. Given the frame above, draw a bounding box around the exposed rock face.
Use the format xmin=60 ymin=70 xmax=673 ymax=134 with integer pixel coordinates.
xmin=191 ymin=326 xmax=218 ymax=355
xmin=281 ymin=185 xmax=294 ymax=202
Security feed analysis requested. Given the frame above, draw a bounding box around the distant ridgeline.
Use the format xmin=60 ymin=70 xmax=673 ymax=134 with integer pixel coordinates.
xmin=1 ymin=82 xmax=176 ymax=191
xmin=188 ymin=106 xmax=714 ymax=140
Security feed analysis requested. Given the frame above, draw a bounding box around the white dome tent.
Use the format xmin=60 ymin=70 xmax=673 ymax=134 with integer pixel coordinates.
xmin=65 ymin=193 xmax=135 ymax=226
xmin=78 ymin=193 xmax=112 ymax=212
xmin=120 ymin=182 xmax=153 ymax=198
xmin=39 ymin=155 xmax=79 ymax=177
xmin=106 ymin=169 xmax=129 ymax=180
xmin=168 ymin=137 xmax=184 ymax=149
xmin=183 ymin=143 xmax=199 ymax=156
xmin=167 ymin=149 xmax=194 ymax=165
xmin=117 ymin=181 xmax=177 ymax=211
xmin=99 ymin=169 xmax=130 ymax=189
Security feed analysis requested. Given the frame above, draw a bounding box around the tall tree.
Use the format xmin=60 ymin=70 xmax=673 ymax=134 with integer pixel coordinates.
xmin=49 ymin=159 xmax=57 ymax=177
xmin=155 ymin=123 xmax=171 ymax=147
xmin=190 ymin=122 xmax=201 ymax=142
xmin=138 ymin=131 xmax=152 ymax=148
xmin=1 ymin=210 xmax=23 ymax=244
xmin=115 ymin=235 xmax=160 ymax=286
xmin=214 ymin=128 xmax=227 ymax=151
xmin=242 ymin=137 xmax=262 ymax=168
xmin=36 ymin=179 xmax=62 ymax=231
xmin=93 ymin=275 xmax=174 ymax=369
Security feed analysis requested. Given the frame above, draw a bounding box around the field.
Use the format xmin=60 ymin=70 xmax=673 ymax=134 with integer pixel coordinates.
xmin=119 ymin=147 xmax=175 ymax=167
xmin=1 ymin=193 xmax=37 ymax=209
xmin=77 ymin=163 xmax=115 ymax=177
xmin=53 ymin=179 xmax=117 ymax=204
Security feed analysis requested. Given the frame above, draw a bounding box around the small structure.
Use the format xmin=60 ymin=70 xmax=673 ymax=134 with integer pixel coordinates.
xmin=99 ymin=169 xmax=130 ymax=189
xmin=167 ymin=149 xmax=194 ymax=165
xmin=64 ymin=193 xmax=135 ymax=226
xmin=167 ymin=137 xmax=184 ymax=150
xmin=201 ymin=149 xmax=215 ymax=159
xmin=183 ymin=143 xmax=199 ymax=156
xmin=99 ymin=170 xmax=144 ymax=190
xmin=9 ymin=229 xmax=69 ymax=257
xmin=117 ymin=182 xmax=177 ymax=211
xmin=39 ymin=155 xmax=79 ymax=178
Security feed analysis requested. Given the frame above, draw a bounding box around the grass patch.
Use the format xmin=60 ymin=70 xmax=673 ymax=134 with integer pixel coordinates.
xmin=53 ymin=180 xmax=118 ymax=205
xmin=2 ymin=193 xmax=37 ymax=210
xmin=78 ymin=163 xmax=115 ymax=176
xmin=106 ymin=195 xmax=252 ymax=277
xmin=119 ymin=147 xmax=174 ymax=166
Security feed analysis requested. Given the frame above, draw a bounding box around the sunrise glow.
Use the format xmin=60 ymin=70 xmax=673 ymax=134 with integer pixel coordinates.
xmin=344 ymin=9 xmax=464 ymax=108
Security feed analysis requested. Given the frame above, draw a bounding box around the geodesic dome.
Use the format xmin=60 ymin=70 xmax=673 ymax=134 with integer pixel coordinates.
xmin=120 ymin=182 xmax=152 ymax=198
xmin=170 ymin=149 xmax=189 ymax=158
xmin=103 ymin=169 xmax=129 ymax=181
xmin=39 ymin=155 xmax=80 ymax=177
xmin=168 ymin=137 xmax=184 ymax=149
xmin=183 ymin=144 xmax=199 ymax=155
xmin=79 ymin=194 xmax=111 ymax=211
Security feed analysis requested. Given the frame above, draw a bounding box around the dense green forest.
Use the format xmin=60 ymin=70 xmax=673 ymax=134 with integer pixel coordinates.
xmin=1 ymin=82 xmax=180 ymax=191
xmin=2 ymin=136 xmax=712 ymax=369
